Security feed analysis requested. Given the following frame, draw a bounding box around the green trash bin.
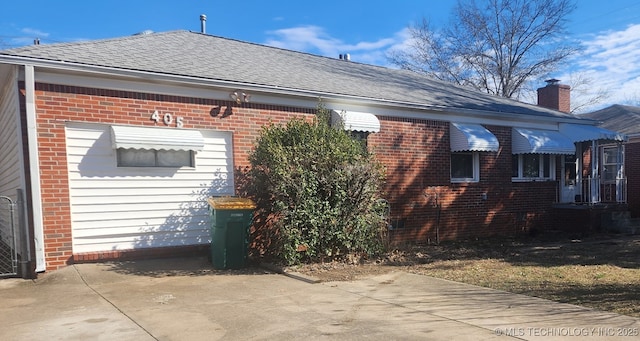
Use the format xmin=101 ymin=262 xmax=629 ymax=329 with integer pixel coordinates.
xmin=207 ymin=197 xmax=256 ymax=269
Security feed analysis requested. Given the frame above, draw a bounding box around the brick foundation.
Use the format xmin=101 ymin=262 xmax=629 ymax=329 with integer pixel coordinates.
xmin=73 ymin=244 xmax=210 ymax=263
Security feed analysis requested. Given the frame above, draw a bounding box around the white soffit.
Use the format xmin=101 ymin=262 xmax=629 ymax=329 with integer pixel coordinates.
xmin=559 ymin=123 xmax=627 ymax=143
xmin=331 ymin=110 xmax=381 ymax=133
xmin=111 ymin=125 xmax=205 ymax=151
xmin=450 ymin=123 xmax=499 ymax=152
xmin=512 ymin=128 xmax=575 ymax=155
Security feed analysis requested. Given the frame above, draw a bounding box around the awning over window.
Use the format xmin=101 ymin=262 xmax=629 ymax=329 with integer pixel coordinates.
xmin=111 ymin=125 xmax=205 ymax=151
xmin=559 ymin=123 xmax=626 ymax=143
xmin=331 ymin=110 xmax=380 ymax=133
xmin=450 ymin=123 xmax=499 ymax=152
xmin=512 ymin=128 xmax=575 ymax=154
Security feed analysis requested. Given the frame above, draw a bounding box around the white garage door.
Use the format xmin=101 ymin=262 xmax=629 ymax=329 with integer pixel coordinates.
xmin=65 ymin=122 xmax=235 ymax=254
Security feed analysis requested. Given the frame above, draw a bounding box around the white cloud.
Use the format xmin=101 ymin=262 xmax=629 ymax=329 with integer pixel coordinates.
xmin=265 ymin=26 xmax=341 ymax=56
xmin=264 ymin=25 xmax=402 ymax=65
xmin=20 ymin=27 xmax=50 ymax=38
xmin=261 ymin=23 xmax=640 ymax=113
xmin=563 ymin=24 xmax=640 ymax=111
xmin=0 ymin=27 xmax=51 ymax=48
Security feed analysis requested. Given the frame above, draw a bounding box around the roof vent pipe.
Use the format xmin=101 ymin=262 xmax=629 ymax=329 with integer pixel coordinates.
xmin=200 ymin=14 xmax=207 ymax=34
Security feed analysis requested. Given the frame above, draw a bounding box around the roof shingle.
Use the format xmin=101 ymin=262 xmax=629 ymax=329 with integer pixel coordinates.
xmin=1 ymin=30 xmax=587 ymax=120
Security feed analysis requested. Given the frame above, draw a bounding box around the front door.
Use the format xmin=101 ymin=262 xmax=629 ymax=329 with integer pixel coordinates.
xmin=561 ymin=154 xmax=579 ymax=202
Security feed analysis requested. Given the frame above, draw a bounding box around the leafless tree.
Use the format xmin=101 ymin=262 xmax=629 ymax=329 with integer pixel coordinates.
xmin=566 ymin=73 xmax=610 ymax=114
xmin=515 ymin=72 xmax=610 ymax=114
xmin=389 ymin=0 xmax=579 ymax=100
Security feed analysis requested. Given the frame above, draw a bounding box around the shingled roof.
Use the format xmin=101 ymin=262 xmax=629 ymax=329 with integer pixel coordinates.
xmin=582 ymin=104 xmax=640 ymax=136
xmin=0 ymin=30 xmax=591 ymax=122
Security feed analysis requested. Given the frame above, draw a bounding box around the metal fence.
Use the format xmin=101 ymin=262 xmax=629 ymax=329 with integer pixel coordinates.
xmin=0 ymin=196 xmax=17 ymax=277
xmin=578 ymin=177 xmax=627 ymax=204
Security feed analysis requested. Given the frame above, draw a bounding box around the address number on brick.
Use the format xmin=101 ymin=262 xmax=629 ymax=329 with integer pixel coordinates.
xmin=151 ymin=110 xmax=184 ymax=128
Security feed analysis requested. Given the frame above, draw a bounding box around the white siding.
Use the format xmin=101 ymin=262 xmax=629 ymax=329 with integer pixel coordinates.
xmin=0 ymin=65 xmax=24 ymax=249
xmin=65 ymin=122 xmax=235 ymax=253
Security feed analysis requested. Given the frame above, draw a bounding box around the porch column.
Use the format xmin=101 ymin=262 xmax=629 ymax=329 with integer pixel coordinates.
xmin=617 ymin=142 xmax=626 ymax=202
xmin=591 ymin=140 xmax=599 ymax=203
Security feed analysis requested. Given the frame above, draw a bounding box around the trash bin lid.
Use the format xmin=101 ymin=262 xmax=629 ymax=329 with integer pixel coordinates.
xmin=208 ymin=197 xmax=257 ymax=210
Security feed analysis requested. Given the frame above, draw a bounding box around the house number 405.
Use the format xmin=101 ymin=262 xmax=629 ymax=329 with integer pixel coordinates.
xmin=151 ymin=110 xmax=184 ymax=128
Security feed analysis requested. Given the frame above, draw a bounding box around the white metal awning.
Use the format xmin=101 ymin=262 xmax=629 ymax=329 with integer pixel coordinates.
xmin=110 ymin=125 xmax=205 ymax=151
xmin=559 ymin=123 xmax=627 ymax=143
xmin=331 ymin=110 xmax=380 ymax=133
xmin=512 ymin=128 xmax=575 ymax=154
xmin=450 ymin=123 xmax=499 ymax=152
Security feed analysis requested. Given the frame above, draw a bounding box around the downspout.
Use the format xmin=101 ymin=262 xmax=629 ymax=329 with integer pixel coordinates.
xmin=10 ymin=65 xmax=34 ymax=278
xmin=24 ymin=65 xmax=46 ymax=272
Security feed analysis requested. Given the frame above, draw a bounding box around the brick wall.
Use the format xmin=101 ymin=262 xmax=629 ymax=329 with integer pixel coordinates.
xmin=26 ymin=83 xmax=312 ymax=269
xmin=626 ymin=140 xmax=640 ymax=217
xmin=580 ymin=142 xmax=593 ymax=177
xmin=24 ymin=83 xmax=564 ymax=269
xmin=537 ymin=84 xmax=571 ymax=113
xmin=371 ymin=119 xmax=558 ymax=244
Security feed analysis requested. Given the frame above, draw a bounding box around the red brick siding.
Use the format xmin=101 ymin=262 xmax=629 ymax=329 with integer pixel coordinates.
xmin=581 ymin=142 xmax=593 ymax=177
xmin=25 ymin=83 xmax=565 ymax=269
xmin=28 ymin=83 xmax=312 ymax=270
xmin=537 ymin=84 xmax=571 ymax=113
xmin=626 ymin=140 xmax=640 ymax=217
xmin=370 ymin=120 xmax=557 ymax=243
xmin=73 ymin=245 xmax=210 ymax=263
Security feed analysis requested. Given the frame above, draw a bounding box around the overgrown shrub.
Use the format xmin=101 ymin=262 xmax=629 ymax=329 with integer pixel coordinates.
xmin=244 ymin=105 xmax=387 ymax=265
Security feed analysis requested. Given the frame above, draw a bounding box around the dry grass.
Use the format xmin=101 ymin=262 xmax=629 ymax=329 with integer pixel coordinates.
xmin=293 ymin=233 xmax=640 ymax=318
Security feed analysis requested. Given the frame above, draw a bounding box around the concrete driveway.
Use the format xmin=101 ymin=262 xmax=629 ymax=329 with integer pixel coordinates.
xmin=1 ymin=256 xmax=638 ymax=340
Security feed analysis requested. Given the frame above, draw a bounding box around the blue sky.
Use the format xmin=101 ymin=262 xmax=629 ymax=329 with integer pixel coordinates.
xmin=2 ymin=1 xmax=640 ymax=112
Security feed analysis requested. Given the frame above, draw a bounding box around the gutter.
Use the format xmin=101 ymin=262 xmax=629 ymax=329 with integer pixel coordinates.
xmin=23 ymin=65 xmax=46 ymax=272
xmin=0 ymin=54 xmax=592 ymax=127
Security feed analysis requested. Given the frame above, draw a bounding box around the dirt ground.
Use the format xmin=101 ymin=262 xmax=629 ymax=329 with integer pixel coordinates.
xmin=287 ymin=232 xmax=640 ymax=318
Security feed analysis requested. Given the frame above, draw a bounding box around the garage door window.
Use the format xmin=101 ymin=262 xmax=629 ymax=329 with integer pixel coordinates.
xmin=117 ymin=148 xmax=195 ymax=167
xmin=111 ymin=125 xmax=204 ymax=168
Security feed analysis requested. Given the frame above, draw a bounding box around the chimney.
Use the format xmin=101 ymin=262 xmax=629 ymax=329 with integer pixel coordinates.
xmin=200 ymin=14 xmax=207 ymax=34
xmin=537 ymin=78 xmax=571 ymax=113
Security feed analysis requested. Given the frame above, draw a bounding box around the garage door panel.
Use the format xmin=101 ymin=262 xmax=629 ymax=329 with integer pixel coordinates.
xmin=65 ymin=123 xmax=234 ymax=253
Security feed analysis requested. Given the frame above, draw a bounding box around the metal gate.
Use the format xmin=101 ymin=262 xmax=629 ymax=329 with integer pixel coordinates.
xmin=0 ymin=196 xmax=18 ymax=277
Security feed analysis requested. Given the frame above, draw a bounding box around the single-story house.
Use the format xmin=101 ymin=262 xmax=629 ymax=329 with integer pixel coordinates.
xmin=0 ymin=30 xmax=627 ymax=277
xmin=582 ymin=105 xmax=640 ymax=219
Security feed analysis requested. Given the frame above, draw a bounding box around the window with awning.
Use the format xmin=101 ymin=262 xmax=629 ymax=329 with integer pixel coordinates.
xmin=449 ymin=123 xmax=499 ymax=152
xmin=559 ymin=123 xmax=626 ymax=143
xmin=110 ymin=125 xmax=205 ymax=167
xmin=331 ymin=110 xmax=381 ymax=133
xmin=511 ymin=127 xmax=575 ymax=154
xmin=110 ymin=125 xmax=205 ymax=151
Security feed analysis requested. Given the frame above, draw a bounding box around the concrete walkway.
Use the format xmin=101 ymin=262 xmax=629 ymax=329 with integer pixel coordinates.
xmin=1 ymin=257 xmax=638 ymax=340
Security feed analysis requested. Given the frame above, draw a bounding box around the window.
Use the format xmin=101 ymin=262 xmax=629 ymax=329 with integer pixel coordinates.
xmin=349 ymin=130 xmax=370 ymax=147
xmin=602 ymin=146 xmax=622 ymax=182
xmin=451 ymin=152 xmax=479 ymax=182
xmin=563 ymin=154 xmax=577 ymax=186
xmin=512 ymin=154 xmax=554 ymax=181
xmin=117 ymin=148 xmax=195 ymax=167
